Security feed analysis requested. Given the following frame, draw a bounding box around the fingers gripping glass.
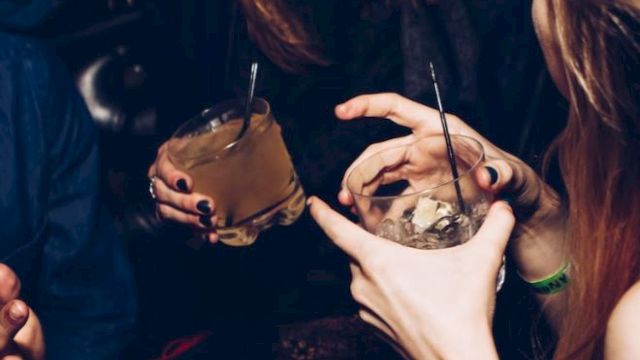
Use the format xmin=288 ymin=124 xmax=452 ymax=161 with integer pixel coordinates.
xmin=167 ymin=98 xmax=305 ymax=247
xmin=347 ymin=135 xmax=506 ymax=291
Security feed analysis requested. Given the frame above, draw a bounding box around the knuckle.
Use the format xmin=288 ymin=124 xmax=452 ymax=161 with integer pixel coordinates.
xmin=157 ymin=160 xmax=171 ymax=179
xmin=502 ymin=160 xmax=516 ymax=178
xmin=157 ymin=159 xmax=176 ymax=181
xmin=157 ymin=142 xmax=168 ymax=156
xmin=387 ymin=92 xmax=401 ymax=101
xmin=362 ymin=253 xmax=386 ymax=274
xmin=157 ymin=205 xmax=170 ymax=219
xmin=155 ymin=162 xmax=168 ymax=180
xmin=357 ymin=309 xmax=373 ymax=326
xmin=445 ymin=113 xmax=462 ymax=126
xmin=349 ymin=281 xmax=365 ymax=304
xmin=178 ymin=195 xmax=193 ymax=211
xmin=147 ymin=163 xmax=156 ymax=177
xmin=364 ymin=144 xmax=379 ymax=155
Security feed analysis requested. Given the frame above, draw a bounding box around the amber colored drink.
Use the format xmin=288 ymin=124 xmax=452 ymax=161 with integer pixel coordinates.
xmin=168 ymin=98 xmax=305 ymax=246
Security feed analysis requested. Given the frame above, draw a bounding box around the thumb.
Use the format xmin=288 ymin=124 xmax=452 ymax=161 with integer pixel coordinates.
xmin=308 ymin=196 xmax=378 ymax=261
xmin=468 ymin=201 xmax=515 ymax=257
xmin=0 ymin=300 xmax=28 ymax=351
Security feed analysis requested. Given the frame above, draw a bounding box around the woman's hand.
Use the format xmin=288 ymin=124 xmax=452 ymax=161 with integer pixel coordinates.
xmin=148 ymin=141 xmax=219 ymax=243
xmin=309 ymin=197 xmax=514 ymax=359
xmin=335 ymin=93 xmax=566 ymax=280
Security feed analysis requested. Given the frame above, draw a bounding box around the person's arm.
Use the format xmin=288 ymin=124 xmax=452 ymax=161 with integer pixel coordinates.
xmin=22 ymin=41 xmax=136 ymax=360
xmin=335 ymin=93 xmax=571 ymax=333
xmin=308 ymin=196 xmax=513 ymax=360
xmin=508 ymin=203 xmax=568 ymax=333
xmin=605 ymin=281 xmax=640 ymax=359
xmin=480 ymin=159 xmax=569 ymax=332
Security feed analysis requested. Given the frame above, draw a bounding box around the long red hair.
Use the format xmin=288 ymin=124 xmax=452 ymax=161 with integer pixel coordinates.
xmin=547 ymin=0 xmax=640 ymax=358
xmin=240 ymin=0 xmax=640 ymax=357
xmin=237 ymin=0 xmax=433 ymax=73
xmin=237 ymin=0 xmax=329 ymax=73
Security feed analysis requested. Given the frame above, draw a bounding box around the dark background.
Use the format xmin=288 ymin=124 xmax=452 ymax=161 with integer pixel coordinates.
xmin=18 ymin=1 xmax=567 ymax=358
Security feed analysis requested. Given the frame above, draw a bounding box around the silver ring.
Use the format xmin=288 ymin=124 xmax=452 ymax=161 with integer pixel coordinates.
xmin=149 ymin=176 xmax=157 ymax=200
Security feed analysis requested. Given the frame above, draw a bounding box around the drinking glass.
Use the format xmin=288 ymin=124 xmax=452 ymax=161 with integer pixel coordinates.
xmin=346 ymin=134 xmax=505 ymax=290
xmin=167 ymin=97 xmax=305 ymax=246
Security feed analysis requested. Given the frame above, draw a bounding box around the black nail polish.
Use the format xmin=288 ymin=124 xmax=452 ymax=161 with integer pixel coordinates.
xmin=485 ymin=166 xmax=498 ymax=185
xmin=199 ymin=215 xmax=213 ymax=227
xmin=197 ymin=200 xmax=212 ymax=214
xmin=177 ymin=179 xmax=188 ymax=192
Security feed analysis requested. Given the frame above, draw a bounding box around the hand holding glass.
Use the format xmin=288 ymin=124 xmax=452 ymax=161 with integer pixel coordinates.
xmin=167 ymin=98 xmax=305 ymax=246
xmin=346 ymin=134 xmax=505 ymax=289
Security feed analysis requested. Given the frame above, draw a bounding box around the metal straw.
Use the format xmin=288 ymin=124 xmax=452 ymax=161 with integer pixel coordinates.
xmin=429 ymin=62 xmax=467 ymax=214
xmin=236 ymin=61 xmax=259 ymax=140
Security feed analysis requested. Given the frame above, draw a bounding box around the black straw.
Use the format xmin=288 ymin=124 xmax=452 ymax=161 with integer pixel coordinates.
xmin=237 ymin=61 xmax=259 ymax=140
xmin=429 ymin=62 xmax=467 ymax=214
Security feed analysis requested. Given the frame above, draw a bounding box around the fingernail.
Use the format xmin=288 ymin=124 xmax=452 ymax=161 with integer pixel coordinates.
xmin=199 ymin=215 xmax=213 ymax=227
xmin=485 ymin=166 xmax=498 ymax=185
xmin=306 ymin=197 xmax=313 ymax=206
xmin=8 ymin=302 xmax=27 ymax=323
xmin=197 ymin=200 xmax=212 ymax=214
xmin=177 ymin=179 xmax=188 ymax=192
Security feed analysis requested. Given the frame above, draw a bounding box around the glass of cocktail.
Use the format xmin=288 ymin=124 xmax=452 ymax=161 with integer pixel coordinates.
xmin=346 ymin=134 xmax=505 ymax=289
xmin=167 ymin=97 xmax=305 ymax=246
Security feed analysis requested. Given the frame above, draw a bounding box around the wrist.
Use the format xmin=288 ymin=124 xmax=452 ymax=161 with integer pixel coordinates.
xmin=519 ymin=261 xmax=570 ymax=294
xmin=511 ymin=205 xmax=567 ymax=280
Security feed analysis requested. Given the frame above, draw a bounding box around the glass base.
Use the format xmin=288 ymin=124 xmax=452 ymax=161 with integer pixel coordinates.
xmin=216 ymin=180 xmax=306 ymax=247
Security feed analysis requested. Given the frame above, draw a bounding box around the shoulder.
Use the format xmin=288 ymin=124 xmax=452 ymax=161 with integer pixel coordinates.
xmin=605 ymin=281 xmax=640 ymax=359
xmin=0 ymin=32 xmax=92 ymax=136
xmin=0 ymin=32 xmax=66 ymax=114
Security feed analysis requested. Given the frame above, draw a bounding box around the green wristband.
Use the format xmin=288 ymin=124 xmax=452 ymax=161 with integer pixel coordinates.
xmin=521 ymin=262 xmax=570 ymax=294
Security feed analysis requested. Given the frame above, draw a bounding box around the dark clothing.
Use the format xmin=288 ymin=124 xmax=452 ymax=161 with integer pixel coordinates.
xmin=0 ymin=0 xmax=59 ymax=30
xmin=224 ymin=0 xmax=564 ymax=304
xmin=0 ymin=33 xmax=136 ymax=359
xmin=138 ymin=1 xmax=565 ymax=358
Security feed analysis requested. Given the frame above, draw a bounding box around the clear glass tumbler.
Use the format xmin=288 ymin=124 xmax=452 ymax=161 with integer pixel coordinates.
xmin=347 ymin=134 xmax=505 ymax=290
xmin=168 ymin=98 xmax=305 ymax=246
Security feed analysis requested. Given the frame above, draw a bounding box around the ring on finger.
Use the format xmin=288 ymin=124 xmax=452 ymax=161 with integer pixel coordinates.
xmin=149 ymin=175 xmax=158 ymax=200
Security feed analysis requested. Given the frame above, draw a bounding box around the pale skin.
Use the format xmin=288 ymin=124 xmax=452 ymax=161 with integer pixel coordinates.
xmin=306 ymin=0 xmax=640 ymax=358
xmin=148 ymin=0 xmax=639 ymax=357
xmin=309 ymin=91 xmax=564 ymax=359
xmin=148 ymin=142 xmax=219 ymax=243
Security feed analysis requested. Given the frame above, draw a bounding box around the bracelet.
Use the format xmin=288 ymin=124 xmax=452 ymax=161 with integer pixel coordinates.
xmin=519 ymin=262 xmax=570 ymax=294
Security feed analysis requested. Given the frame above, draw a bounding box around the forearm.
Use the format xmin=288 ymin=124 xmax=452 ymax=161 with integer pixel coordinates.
xmin=510 ymin=203 xmax=568 ymax=333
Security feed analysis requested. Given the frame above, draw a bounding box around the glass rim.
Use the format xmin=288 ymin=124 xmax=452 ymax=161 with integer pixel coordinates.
xmin=347 ymin=134 xmax=485 ymax=200
xmin=168 ymin=97 xmax=272 ymax=161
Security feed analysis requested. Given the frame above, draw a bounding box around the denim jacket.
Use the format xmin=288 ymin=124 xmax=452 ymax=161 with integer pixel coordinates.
xmin=0 ymin=30 xmax=136 ymax=360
